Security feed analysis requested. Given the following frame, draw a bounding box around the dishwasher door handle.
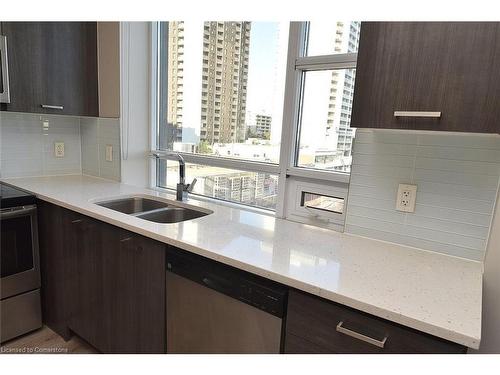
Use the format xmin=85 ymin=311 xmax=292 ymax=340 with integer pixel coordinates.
xmin=202 ymin=275 xmax=232 ymax=294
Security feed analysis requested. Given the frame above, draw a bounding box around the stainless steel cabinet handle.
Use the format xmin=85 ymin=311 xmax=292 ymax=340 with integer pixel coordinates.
xmin=336 ymin=321 xmax=388 ymax=348
xmin=71 ymin=219 xmax=83 ymax=224
xmin=0 ymin=205 xmax=37 ymax=219
xmin=120 ymin=237 xmax=133 ymax=242
xmin=394 ymin=111 xmax=441 ymax=118
xmin=41 ymin=104 xmax=64 ymax=110
xmin=0 ymin=35 xmax=11 ymax=104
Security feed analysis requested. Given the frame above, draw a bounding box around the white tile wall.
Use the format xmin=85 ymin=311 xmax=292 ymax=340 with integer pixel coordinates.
xmin=0 ymin=112 xmax=82 ymax=177
xmin=80 ymin=117 xmax=121 ymax=181
xmin=0 ymin=112 xmax=121 ymax=181
xmin=345 ymin=129 xmax=500 ymax=261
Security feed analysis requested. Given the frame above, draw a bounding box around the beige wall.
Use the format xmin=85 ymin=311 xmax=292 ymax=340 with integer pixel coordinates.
xmin=478 ymin=188 xmax=500 ymax=353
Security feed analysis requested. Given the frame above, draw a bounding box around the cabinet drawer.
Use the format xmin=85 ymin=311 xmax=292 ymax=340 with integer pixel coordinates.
xmin=285 ymin=290 xmax=467 ymax=354
xmin=284 ymin=333 xmax=331 ymax=354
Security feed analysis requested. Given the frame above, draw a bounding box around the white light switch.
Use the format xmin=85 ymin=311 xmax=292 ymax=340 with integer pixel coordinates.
xmin=54 ymin=142 xmax=65 ymax=158
xmin=396 ymin=183 xmax=417 ymax=213
xmin=105 ymin=145 xmax=113 ymax=162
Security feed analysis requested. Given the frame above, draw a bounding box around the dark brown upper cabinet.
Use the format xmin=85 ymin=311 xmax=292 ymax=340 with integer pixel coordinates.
xmin=351 ymin=22 xmax=500 ymax=133
xmin=0 ymin=22 xmax=119 ymax=118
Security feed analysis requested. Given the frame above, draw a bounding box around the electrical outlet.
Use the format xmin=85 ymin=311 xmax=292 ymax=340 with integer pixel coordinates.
xmin=54 ymin=142 xmax=65 ymax=158
xmin=105 ymin=145 xmax=113 ymax=162
xmin=396 ymin=184 xmax=417 ymax=213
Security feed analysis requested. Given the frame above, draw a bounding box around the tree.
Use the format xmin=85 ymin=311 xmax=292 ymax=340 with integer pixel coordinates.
xmin=246 ymin=128 xmax=258 ymax=139
xmin=198 ymin=140 xmax=212 ymax=154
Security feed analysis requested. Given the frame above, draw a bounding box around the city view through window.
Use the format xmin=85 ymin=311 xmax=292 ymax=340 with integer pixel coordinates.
xmin=157 ymin=21 xmax=360 ymax=210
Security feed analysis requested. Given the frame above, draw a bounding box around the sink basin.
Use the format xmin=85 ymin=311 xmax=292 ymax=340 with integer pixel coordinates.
xmin=135 ymin=207 xmax=208 ymax=223
xmin=94 ymin=196 xmax=212 ymax=223
xmin=96 ymin=197 xmax=169 ymax=214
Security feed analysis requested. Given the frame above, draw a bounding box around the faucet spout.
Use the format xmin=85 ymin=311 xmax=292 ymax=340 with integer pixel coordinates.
xmin=150 ymin=151 xmax=191 ymax=201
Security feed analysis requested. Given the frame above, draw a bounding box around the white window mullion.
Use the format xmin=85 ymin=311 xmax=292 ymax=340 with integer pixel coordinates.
xmin=295 ymin=52 xmax=358 ymax=71
xmin=275 ymin=22 xmax=307 ymax=218
xmin=286 ymin=166 xmax=350 ymax=184
xmin=150 ymin=150 xmax=280 ymax=175
xmin=149 ymin=22 xmax=160 ymax=189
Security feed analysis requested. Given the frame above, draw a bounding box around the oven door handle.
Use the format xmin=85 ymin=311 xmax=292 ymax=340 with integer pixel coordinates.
xmin=0 ymin=205 xmax=37 ymax=219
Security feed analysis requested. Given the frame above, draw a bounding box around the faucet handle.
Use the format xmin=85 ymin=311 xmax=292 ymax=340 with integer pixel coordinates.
xmin=187 ymin=178 xmax=197 ymax=193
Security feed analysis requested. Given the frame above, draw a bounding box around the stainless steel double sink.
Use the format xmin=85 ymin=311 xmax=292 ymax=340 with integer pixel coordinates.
xmin=95 ymin=196 xmax=212 ymax=223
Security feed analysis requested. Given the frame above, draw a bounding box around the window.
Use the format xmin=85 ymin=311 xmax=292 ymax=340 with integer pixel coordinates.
xmin=297 ymin=69 xmax=356 ymax=173
xmin=301 ymin=192 xmax=344 ymax=214
xmin=157 ymin=21 xmax=288 ymax=164
xmin=306 ymin=21 xmax=360 ymax=56
xmin=295 ymin=22 xmax=359 ymax=174
xmin=157 ymin=160 xmax=279 ymax=210
xmin=152 ymin=21 xmax=360 ymax=229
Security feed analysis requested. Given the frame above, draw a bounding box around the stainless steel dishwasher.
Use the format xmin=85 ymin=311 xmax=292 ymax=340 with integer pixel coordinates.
xmin=166 ymin=248 xmax=287 ymax=353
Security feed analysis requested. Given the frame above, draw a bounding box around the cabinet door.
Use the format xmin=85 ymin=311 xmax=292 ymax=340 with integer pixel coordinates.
xmin=37 ymin=201 xmax=72 ymax=340
xmin=102 ymin=226 xmax=166 ymax=353
xmin=0 ymin=22 xmax=43 ymax=113
xmin=0 ymin=22 xmax=99 ymax=116
xmin=351 ymin=22 xmax=500 ymax=133
xmin=65 ymin=210 xmax=106 ymax=352
xmin=285 ymin=289 xmax=467 ymax=354
xmin=39 ymin=22 xmax=99 ymax=117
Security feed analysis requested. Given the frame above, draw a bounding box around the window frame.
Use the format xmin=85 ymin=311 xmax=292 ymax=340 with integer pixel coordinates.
xmin=150 ymin=21 xmax=358 ymax=221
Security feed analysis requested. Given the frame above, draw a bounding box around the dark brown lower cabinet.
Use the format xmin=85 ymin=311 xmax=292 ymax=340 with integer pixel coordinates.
xmin=37 ymin=201 xmax=166 ymax=353
xmin=285 ymin=289 xmax=467 ymax=354
xmin=102 ymin=226 xmax=166 ymax=353
xmin=37 ymin=201 xmax=72 ymax=340
xmin=66 ymin=211 xmax=106 ymax=351
xmin=39 ymin=201 xmax=468 ymax=354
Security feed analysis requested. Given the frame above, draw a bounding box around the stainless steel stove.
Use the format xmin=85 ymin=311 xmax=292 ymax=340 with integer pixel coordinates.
xmin=0 ymin=182 xmax=42 ymax=342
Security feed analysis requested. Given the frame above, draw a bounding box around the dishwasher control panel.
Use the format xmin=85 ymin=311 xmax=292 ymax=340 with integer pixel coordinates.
xmin=166 ymin=248 xmax=288 ymax=318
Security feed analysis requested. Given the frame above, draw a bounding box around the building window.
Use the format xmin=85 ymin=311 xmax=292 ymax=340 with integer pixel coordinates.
xmin=297 ymin=68 xmax=356 ymax=173
xmin=157 ymin=160 xmax=279 ymax=210
xmin=155 ymin=21 xmax=288 ymax=209
xmin=153 ymin=21 xmax=360 ymax=228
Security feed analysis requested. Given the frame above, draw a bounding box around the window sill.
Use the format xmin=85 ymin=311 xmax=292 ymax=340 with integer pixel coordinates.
xmin=286 ymin=166 xmax=350 ymax=184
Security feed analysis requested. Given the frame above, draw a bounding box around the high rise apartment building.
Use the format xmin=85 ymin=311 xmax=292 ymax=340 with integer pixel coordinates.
xmin=165 ymin=21 xmax=184 ymax=148
xmin=204 ymin=172 xmax=278 ymax=209
xmin=325 ymin=22 xmax=360 ymax=172
xmin=200 ymin=22 xmax=251 ymax=144
xmin=255 ymin=114 xmax=272 ymax=139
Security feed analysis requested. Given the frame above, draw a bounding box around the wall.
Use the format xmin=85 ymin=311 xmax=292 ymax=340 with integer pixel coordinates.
xmin=0 ymin=112 xmax=121 ymax=180
xmin=119 ymin=22 xmax=151 ymax=188
xmin=0 ymin=112 xmax=82 ymax=178
xmin=478 ymin=189 xmax=500 ymax=353
xmin=81 ymin=117 xmax=121 ymax=181
xmin=345 ymin=129 xmax=500 ymax=261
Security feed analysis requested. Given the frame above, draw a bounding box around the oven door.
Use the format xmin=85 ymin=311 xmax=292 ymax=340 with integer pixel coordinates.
xmin=0 ymin=205 xmax=40 ymax=299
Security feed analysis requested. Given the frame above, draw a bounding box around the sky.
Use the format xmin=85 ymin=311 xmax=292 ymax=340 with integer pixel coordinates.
xmin=245 ymin=22 xmax=281 ymax=116
xmin=245 ymin=22 xmax=289 ymax=144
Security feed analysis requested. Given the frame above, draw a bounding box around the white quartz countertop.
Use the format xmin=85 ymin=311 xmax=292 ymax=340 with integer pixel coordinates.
xmin=1 ymin=175 xmax=483 ymax=349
